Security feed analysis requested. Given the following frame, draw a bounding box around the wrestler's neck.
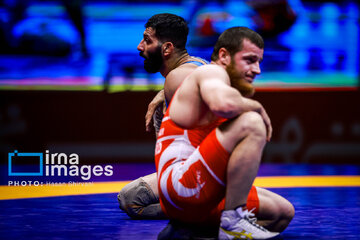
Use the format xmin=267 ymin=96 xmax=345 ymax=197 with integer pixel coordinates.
xmin=211 ymin=59 xmax=227 ymax=69
xmin=160 ymin=49 xmax=192 ymax=77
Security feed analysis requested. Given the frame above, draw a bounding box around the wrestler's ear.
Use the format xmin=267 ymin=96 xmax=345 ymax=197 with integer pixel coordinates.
xmin=218 ymin=47 xmax=231 ymax=66
xmin=162 ymin=42 xmax=174 ymax=57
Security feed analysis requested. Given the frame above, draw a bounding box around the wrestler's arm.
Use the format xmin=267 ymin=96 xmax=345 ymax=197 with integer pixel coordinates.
xmin=145 ymin=89 xmax=165 ymax=133
xmin=197 ymin=66 xmax=272 ymax=140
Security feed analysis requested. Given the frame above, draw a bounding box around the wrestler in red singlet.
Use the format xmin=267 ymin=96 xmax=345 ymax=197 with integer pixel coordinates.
xmin=155 ymin=104 xmax=259 ymax=225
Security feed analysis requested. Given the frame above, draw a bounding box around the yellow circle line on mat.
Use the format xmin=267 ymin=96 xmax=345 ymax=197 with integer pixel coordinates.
xmin=253 ymin=176 xmax=360 ymax=188
xmin=1 ymin=176 xmax=360 ymax=200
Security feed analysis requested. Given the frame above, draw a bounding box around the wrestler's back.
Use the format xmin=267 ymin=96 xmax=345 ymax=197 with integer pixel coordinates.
xmin=164 ymin=64 xmax=198 ymax=103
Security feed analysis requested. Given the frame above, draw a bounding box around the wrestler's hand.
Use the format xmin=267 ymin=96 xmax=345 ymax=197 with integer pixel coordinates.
xmin=145 ymin=89 xmax=165 ymax=132
xmin=259 ymin=106 xmax=272 ymax=141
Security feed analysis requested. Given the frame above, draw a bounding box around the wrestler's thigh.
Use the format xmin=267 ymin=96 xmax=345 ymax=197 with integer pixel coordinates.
xmin=166 ymin=130 xmax=228 ymax=207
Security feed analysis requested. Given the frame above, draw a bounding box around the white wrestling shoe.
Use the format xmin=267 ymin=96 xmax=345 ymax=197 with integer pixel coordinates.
xmin=219 ymin=208 xmax=280 ymax=240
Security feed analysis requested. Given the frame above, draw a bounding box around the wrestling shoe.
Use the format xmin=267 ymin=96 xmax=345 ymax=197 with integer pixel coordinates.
xmin=219 ymin=208 xmax=280 ymax=240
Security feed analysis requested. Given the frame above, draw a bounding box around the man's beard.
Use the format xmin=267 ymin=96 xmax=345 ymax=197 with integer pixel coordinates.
xmin=226 ymin=62 xmax=255 ymax=97
xmin=141 ymin=46 xmax=163 ymax=73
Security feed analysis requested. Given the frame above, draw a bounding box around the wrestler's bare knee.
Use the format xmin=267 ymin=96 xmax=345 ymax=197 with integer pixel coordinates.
xmin=217 ymin=111 xmax=266 ymax=151
xmin=278 ymin=198 xmax=295 ymax=231
xmin=271 ymin=198 xmax=294 ymax=232
xmin=269 ymin=197 xmax=294 ymax=232
xmin=257 ymin=187 xmax=295 ymax=232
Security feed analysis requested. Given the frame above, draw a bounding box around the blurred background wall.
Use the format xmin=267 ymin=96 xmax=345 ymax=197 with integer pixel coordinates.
xmin=0 ymin=0 xmax=359 ymax=164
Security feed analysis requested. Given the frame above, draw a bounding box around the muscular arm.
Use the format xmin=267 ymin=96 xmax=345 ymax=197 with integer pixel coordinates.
xmin=200 ymin=79 xmax=262 ymax=119
xmin=198 ymin=65 xmax=272 ymax=140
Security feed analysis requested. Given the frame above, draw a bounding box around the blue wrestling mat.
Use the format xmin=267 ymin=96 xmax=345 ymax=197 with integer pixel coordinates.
xmin=1 ymin=164 xmax=359 ymax=240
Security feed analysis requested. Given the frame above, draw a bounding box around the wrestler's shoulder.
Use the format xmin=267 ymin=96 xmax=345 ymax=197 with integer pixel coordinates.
xmin=167 ymin=64 xmax=196 ymax=79
xmin=196 ymin=63 xmax=224 ymax=71
xmin=192 ymin=64 xmax=227 ymax=77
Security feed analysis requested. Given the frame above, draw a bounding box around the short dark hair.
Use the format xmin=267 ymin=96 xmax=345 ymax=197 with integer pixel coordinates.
xmin=145 ymin=13 xmax=189 ymax=50
xmin=211 ymin=27 xmax=264 ymax=61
